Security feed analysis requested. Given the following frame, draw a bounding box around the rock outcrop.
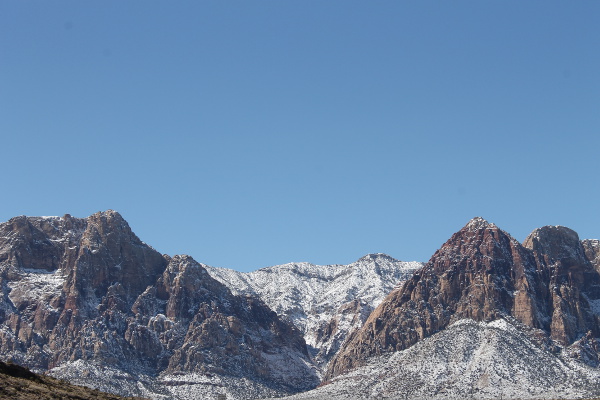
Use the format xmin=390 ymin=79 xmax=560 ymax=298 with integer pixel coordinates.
xmin=326 ymin=217 xmax=600 ymax=379
xmin=583 ymin=239 xmax=600 ymax=271
xmin=0 ymin=211 xmax=318 ymax=397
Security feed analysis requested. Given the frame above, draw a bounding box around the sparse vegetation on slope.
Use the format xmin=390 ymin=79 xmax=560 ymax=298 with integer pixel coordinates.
xmin=0 ymin=360 xmax=146 ymax=400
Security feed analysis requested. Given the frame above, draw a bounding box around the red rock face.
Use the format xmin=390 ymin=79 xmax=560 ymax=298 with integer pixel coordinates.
xmin=0 ymin=211 xmax=317 ymax=392
xmin=326 ymin=218 xmax=600 ymax=379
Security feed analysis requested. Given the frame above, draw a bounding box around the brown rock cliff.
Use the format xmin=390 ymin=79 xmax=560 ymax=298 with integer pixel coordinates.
xmin=326 ymin=218 xmax=600 ymax=379
xmin=0 ymin=211 xmax=317 ymax=392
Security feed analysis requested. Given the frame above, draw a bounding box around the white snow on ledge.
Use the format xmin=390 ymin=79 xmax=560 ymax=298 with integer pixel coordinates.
xmin=8 ymin=268 xmax=65 ymax=308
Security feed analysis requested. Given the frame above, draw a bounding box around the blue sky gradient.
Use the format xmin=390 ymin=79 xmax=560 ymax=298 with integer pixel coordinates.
xmin=1 ymin=1 xmax=599 ymax=271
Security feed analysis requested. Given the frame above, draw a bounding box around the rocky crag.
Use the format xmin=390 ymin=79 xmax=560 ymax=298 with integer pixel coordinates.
xmin=0 ymin=211 xmax=318 ymax=399
xmin=277 ymin=318 xmax=600 ymax=400
xmin=327 ymin=217 xmax=600 ymax=381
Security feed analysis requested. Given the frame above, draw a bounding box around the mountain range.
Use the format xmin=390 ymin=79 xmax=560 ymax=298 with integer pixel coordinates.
xmin=1 ymin=211 xmax=599 ymax=399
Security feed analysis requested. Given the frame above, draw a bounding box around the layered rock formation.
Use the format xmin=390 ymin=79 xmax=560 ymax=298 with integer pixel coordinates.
xmin=326 ymin=217 xmax=600 ymax=379
xmin=0 ymin=211 xmax=318 ymax=397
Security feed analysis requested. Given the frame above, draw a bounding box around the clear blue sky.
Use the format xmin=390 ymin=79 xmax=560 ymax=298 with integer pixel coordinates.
xmin=1 ymin=1 xmax=599 ymax=272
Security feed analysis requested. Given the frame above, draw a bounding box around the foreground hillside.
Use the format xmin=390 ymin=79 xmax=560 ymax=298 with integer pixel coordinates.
xmin=0 ymin=360 xmax=144 ymax=400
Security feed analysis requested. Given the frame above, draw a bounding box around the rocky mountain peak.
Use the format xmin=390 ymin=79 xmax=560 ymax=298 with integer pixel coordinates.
xmin=0 ymin=211 xmax=318 ymax=397
xmin=427 ymin=215 xmax=519 ymax=271
xmin=356 ymin=253 xmax=396 ymax=263
xmin=523 ymin=225 xmax=586 ymax=266
xmin=464 ymin=216 xmax=495 ymax=231
xmin=326 ymin=218 xmax=600 ymax=380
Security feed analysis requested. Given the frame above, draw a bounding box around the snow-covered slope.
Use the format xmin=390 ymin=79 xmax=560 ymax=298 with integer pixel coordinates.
xmin=206 ymin=253 xmax=422 ymax=368
xmin=50 ymin=360 xmax=294 ymax=400
xmin=277 ymin=318 xmax=600 ymax=400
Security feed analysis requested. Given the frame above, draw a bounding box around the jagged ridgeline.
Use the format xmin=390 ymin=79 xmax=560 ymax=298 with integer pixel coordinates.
xmin=309 ymin=218 xmax=600 ymax=400
xmin=327 ymin=218 xmax=600 ymax=378
xmin=2 ymin=211 xmax=600 ymax=400
xmin=0 ymin=211 xmax=318 ymax=399
xmin=205 ymin=253 xmax=421 ymax=369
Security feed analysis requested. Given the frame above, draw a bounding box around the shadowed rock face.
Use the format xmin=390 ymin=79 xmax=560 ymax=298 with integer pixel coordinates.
xmin=523 ymin=226 xmax=600 ymax=344
xmin=583 ymin=239 xmax=600 ymax=272
xmin=326 ymin=218 xmax=600 ymax=379
xmin=0 ymin=211 xmax=318 ymax=393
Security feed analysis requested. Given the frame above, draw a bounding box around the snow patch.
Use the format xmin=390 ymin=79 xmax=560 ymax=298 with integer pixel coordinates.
xmin=8 ymin=268 xmax=65 ymax=308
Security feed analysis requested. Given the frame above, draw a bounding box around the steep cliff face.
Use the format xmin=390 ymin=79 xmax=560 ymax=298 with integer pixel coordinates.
xmin=0 ymin=211 xmax=168 ymax=370
xmin=326 ymin=218 xmax=600 ymax=379
xmin=128 ymin=255 xmax=314 ymax=390
xmin=523 ymin=226 xmax=600 ymax=344
xmin=0 ymin=211 xmax=318 ymax=397
xmin=583 ymin=239 xmax=600 ymax=271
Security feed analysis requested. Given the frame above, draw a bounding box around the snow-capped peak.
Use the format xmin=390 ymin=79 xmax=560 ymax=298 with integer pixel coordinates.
xmin=205 ymin=254 xmax=422 ymax=370
xmin=464 ymin=216 xmax=495 ymax=231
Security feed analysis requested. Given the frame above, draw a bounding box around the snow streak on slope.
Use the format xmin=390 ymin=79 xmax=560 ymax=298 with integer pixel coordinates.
xmin=276 ymin=318 xmax=600 ymax=400
xmin=50 ymin=360 xmax=288 ymax=400
xmin=206 ymin=254 xmax=422 ymax=368
xmin=8 ymin=268 xmax=65 ymax=310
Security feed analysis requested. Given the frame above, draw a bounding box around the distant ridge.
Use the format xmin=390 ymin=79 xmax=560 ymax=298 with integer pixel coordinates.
xmin=205 ymin=253 xmax=422 ymax=369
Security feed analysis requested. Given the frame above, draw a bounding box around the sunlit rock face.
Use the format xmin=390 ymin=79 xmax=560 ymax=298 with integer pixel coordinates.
xmin=0 ymin=211 xmax=318 ymax=398
xmin=326 ymin=218 xmax=600 ymax=380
